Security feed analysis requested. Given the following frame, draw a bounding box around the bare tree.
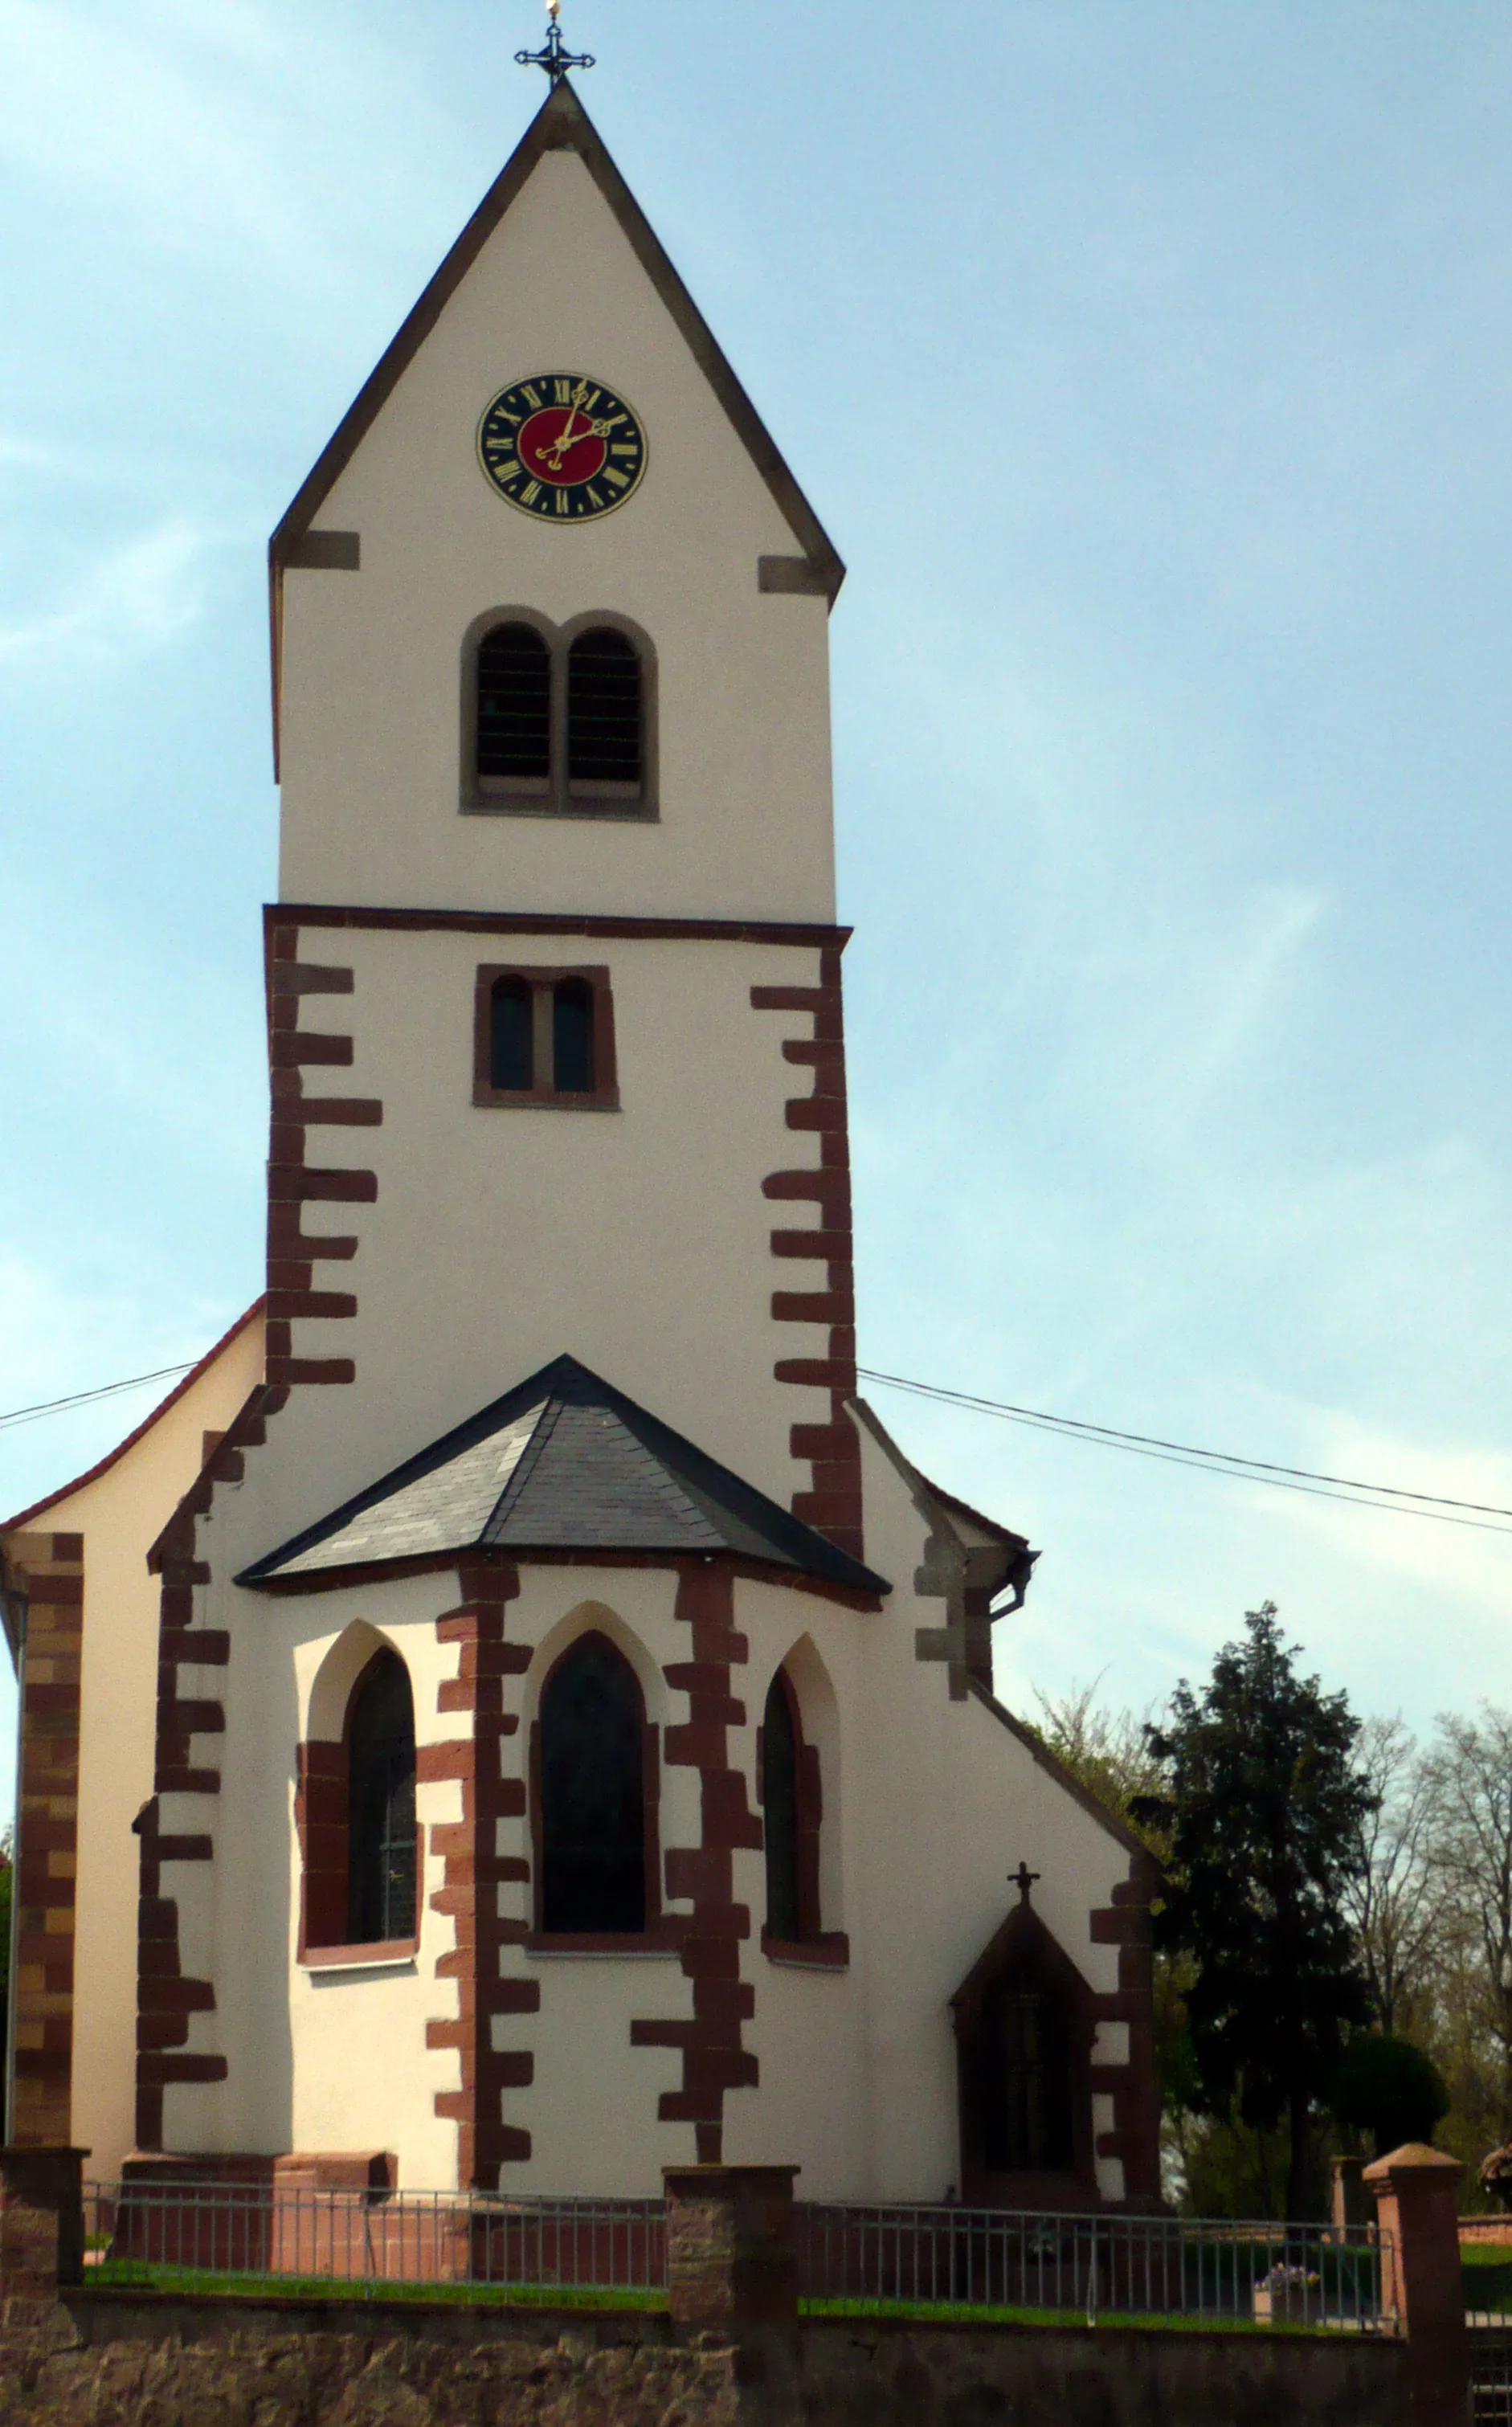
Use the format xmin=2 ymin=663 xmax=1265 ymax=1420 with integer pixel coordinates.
xmin=1422 ymin=1707 xmax=1512 ymax=2132
xmin=1344 ymin=1715 xmax=1440 ymax=2035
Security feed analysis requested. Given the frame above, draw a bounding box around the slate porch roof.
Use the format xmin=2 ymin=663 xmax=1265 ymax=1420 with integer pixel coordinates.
xmin=235 ymin=1353 xmax=889 ymax=1597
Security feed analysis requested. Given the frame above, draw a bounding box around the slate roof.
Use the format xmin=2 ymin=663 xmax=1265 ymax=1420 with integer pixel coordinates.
xmin=235 ymin=1354 xmax=889 ymax=1597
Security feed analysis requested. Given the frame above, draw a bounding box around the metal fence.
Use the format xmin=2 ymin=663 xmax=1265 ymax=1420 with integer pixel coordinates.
xmin=84 ymin=2182 xmax=664 ymax=2301
xmin=796 ymin=2204 xmax=1394 ymax=2330
xmin=1471 ymin=2331 xmax=1512 ymax=2425
xmin=79 ymin=2180 xmax=1396 ymax=2331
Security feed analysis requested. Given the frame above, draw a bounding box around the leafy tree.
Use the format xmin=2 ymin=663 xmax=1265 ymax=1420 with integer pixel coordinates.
xmin=1136 ymin=1603 xmax=1376 ymax=2221
xmin=1031 ymin=1681 xmax=1170 ymax=1858
xmin=1331 ymin=2033 xmax=1449 ymax=2156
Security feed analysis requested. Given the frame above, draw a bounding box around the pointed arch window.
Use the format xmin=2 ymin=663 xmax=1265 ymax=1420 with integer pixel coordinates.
xmin=296 ymin=1644 xmax=421 ymax=1964
xmin=760 ymin=1667 xmax=848 ymax=1966
xmin=346 ymin=1650 xmax=418 ymax=1946
xmin=465 ymin=615 xmax=655 ymax=817
xmin=534 ymin=1632 xmax=660 ymax=1943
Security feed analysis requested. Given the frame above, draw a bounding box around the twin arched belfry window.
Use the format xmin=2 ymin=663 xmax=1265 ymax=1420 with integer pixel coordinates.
xmin=472 ymin=620 xmax=648 ymax=815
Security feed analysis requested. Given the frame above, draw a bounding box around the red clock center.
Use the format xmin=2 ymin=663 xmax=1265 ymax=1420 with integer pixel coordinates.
xmin=518 ymin=407 xmax=609 ymax=487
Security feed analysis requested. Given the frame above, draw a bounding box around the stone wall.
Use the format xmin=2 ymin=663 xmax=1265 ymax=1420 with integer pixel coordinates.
xmin=0 ymin=2291 xmax=1408 ymax=2427
xmin=2 ymin=2295 xmax=736 ymax=2427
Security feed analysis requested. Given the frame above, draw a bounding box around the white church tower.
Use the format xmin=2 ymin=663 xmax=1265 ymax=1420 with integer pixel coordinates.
xmin=2 ymin=72 xmax=1161 ymax=2214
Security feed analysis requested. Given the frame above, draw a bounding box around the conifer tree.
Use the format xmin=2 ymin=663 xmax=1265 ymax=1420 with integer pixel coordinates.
xmin=1138 ymin=1604 xmax=1375 ymax=2221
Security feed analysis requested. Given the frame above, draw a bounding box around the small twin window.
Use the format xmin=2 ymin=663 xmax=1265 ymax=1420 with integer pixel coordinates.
xmin=470 ymin=619 xmax=650 ymax=815
xmin=473 ymin=965 xmax=618 ymax=1111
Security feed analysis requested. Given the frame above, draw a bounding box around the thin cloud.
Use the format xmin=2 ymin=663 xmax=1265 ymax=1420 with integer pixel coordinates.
xmin=0 ymin=518 xmax=214 ymax=665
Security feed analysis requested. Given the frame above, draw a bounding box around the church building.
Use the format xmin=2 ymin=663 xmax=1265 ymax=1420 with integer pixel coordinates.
xmin=1 ymin=75 xmax=1159 ymax=2213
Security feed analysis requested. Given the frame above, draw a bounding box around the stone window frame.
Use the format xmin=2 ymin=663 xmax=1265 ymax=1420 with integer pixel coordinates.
xmin=472 ymin=962 xmax=620 ymax=1113
xmin=526 ymin=1629 xmax=674 ymax=1956
xmin=460 ymin=605 xmax=659 ymax=821
xmin=296 ymin=1645 xmax=422 ymax=1970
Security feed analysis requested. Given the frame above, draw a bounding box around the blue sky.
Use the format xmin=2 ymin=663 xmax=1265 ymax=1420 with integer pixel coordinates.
xmin=4 ymin=0 xmax=1512 ymax=1820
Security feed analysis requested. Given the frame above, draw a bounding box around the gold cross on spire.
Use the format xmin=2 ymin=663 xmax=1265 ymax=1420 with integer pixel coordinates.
xmin=516 ymin=0 xmax=596 ymax=84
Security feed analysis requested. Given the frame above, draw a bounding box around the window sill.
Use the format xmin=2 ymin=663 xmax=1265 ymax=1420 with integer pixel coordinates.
xmin=526 ymin=1929 xmax=681 ymax=1959
xmin=301 ymin=1938 xmax=418 ymax=1978
xmin=472 ymin=1087 xmax=620 ymax=1113
xmin=762 ymin=1932 xmax=850 ymax=1971
xmin=461 ymin=800 xmax=659 ymax=825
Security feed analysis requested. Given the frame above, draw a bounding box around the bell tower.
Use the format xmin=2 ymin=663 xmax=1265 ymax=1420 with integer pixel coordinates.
xmin=259 ymin=78 xmax=864 ymax=1563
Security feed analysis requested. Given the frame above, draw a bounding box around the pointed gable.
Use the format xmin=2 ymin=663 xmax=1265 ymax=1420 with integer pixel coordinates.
xmin=271 ymin=80 xmax=845 ymax=921
xmin=270 ymin=80 xmax=843 ymax=763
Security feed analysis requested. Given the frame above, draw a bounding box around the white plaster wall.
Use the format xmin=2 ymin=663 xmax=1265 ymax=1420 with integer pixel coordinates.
xmin=277 ymin=146 xmax=836 ymax=923
xmin=502 ymin=1570 xmax=695 ymax=2191
xmin=164 ymin=1571 xmax=462 ymax=2184
xmin=248 ymin=928 xmax=832 ymax=1554
xmin=721 ymin=1587 xmax=872 ymax=2194
xmin=153 ymin=1436 xmax=1144 ymax=2203
xmin=3 ymin=1314 xmax=264 ymax=2184
xmin=844 ymin=1420 xmax=1141 ymax=2202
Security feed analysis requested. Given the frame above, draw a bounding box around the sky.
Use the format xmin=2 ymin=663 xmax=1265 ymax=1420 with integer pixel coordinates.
xmin=3 ymin=0 xmax=1512 ymax=1822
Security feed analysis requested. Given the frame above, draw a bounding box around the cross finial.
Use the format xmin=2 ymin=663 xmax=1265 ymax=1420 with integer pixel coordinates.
xmin=1010 ymin=1861 xmax=1040 ymax=1906
xmin=517 ymin=0 xmax=595 ymax=84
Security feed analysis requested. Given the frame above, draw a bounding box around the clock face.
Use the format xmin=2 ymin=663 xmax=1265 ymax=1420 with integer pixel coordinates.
xmin=477 ymin=374 xmax=648 ymax=522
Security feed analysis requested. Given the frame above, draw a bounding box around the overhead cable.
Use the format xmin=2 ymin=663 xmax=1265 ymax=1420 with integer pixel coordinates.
xmin=0 ymin=1363 xmax=197 ymax=1433
xmin=856 ymin=1367 xmax=1512 ymax=1538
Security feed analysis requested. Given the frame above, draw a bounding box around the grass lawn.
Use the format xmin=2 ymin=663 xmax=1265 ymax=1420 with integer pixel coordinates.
xmin=798 ymin=2297 xmax=1363 ymax=2335
xmin=87 ymin=2265 xmax=665 ymax=2315
xmin=1462 ymin=2244 xmax=1512 ymax=2315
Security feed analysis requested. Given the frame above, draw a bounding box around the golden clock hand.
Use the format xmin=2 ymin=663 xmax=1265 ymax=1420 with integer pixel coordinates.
xmin=537 ymin=378 xmax=595 ymax=468
xmin=541 ymin=412 xmax=583 ymax=468
xmin=541 ymin=411 xmax=615 ymax=470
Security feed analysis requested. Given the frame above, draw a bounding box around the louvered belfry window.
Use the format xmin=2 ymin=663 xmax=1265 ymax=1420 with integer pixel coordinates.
xmin=476 ymin=622 xmax=551 ymax=787
xmin=566 ymin=627 xmax=643 ymax=791
xmin=470 ymin=619 xmax=649 ymax=811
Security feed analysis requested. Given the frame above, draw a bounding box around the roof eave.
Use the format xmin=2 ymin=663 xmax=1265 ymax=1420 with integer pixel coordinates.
xmin=236 ymin=1540 xmax=886 ymax=1611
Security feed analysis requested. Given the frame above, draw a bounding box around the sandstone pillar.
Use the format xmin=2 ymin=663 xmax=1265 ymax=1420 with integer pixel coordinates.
xmin=1365 ymin=2141 xmax=1469 ymax=2427
xmin=664 ymin=2164 xmax=799 ymax=2334
xmin=0 ymin=2146 xmax=88 ymax=2312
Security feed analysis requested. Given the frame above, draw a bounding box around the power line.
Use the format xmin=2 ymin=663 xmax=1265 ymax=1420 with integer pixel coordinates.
xmin=856 ymin=1367 xmax=1512 ymax=1538
xmin=0 ymin=1363 xmax=197 ymax=1433
xmin=2 ymin=1354 xmax=1506 ymax=1542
